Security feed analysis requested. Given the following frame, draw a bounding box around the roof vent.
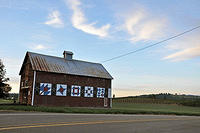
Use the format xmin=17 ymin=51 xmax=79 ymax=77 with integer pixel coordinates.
xmin=63 ymin=51 xmax=73 ymax=60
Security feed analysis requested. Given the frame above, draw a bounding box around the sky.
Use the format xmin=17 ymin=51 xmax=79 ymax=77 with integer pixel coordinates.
xmin=0 ymin=0 xmax=200 ymax=97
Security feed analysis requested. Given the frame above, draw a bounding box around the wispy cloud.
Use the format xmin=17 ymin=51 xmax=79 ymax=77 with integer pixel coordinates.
xmin=122 ymin=10 xmax=166 ymax=42
xmin=66 ymin=0 xmax=110 ymax=38
xmin=163 ymin=32 xmax=200 ymax=61
xmin=29 ymin=44 xmax=49 ymax=50
xmin=28 ymin=32 xmax=54 ymax=52
xmin=34 ymin=44 xmax=46 ymax=50
xmin=44 ymin=10 xmax=64 ymax=28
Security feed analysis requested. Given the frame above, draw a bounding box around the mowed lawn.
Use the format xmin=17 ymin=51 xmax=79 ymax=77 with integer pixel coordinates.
xmin=112 ymin=102 xmax=200 ymax=116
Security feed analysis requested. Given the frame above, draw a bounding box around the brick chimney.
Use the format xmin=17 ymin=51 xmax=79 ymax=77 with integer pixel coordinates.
xmin=63 ymin=51 xmax=73 ymax=60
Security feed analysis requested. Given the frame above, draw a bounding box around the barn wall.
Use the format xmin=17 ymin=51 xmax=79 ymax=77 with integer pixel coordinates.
xmin=19 ymin=57 xmax=34 ymax=105
xmin=34 ymin=96 xmax=110 ymax=107
xmin=34 ymin=71 xmax=112 ymax=108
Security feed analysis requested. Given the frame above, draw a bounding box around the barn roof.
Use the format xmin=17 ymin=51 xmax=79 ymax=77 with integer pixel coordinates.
xmin=19 ymin=52 xmax=113 ymax=79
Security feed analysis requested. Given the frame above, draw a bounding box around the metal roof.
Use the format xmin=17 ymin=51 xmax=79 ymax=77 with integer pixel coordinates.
xmin=20 ymin=52 xmax=113 ymax=79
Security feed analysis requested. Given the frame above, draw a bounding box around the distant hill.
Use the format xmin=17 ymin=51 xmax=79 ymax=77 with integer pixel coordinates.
xmin=122 ymin=93 xmax=200 ymax=100
xmin=114 ymin=93 xmax=200 ymax=107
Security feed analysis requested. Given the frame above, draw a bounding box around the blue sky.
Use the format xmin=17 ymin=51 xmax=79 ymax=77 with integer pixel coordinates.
xmin=0 ymin=0 xmax=200 ymax=97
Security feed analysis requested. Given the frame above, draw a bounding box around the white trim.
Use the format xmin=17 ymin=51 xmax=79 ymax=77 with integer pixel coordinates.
xmin=108 ymin=88 xmax=112 ymax=98
xmin=31 ymin=71 xmax=36 ymax=106
xmin=108 ymin=88 xmax=112 ymax=108
xmin=110 ymin=98 xmax=112 ymax=108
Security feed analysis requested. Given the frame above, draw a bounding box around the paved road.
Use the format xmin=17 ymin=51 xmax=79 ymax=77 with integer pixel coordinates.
xmin=0 ymin=112 xmax=199 ymax=133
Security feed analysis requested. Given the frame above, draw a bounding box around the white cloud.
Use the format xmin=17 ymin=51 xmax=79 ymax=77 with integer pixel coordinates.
xmin=124 ymin=11 xmax=144 ymax=35
xmin=164 ymin=47 xmax=200 ymax=61
xmin=44 ymin=10 xmax=64 ymax=28
xmin=66 ymin=0 xmax=110 ymax=37
xmin=34 ymin=44 xmax=46 ymax=50
xmin=123 ymin=10 xmax=166 ymax=42
xmin=30 ymin=44 xmax=49 ymax=50
xmin=163 ymin=32 xmax=200 ymax=61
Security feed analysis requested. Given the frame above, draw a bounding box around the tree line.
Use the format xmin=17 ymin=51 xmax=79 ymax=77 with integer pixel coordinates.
xmin=0 ymin=59 xmax=12 ymax=98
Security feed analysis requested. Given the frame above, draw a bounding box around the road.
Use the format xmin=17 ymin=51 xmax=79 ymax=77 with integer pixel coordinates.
xmin=0 ymin=112 xmax=199 ymax=133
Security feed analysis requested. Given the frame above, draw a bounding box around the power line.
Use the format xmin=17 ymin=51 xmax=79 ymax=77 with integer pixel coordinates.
xmin=102 ymin=25 xmax=200 ymax=63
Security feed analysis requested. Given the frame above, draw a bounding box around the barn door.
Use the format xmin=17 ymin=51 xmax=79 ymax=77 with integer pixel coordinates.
xmin=104 ymin=98 xmax=108 ymax=107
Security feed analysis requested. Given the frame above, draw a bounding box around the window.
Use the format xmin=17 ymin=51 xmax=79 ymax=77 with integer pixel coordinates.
xmin=21 ymin=81 xmax=24 ymax=87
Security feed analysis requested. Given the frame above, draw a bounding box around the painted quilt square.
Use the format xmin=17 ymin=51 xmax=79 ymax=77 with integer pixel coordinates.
xmin=71 ymin=85 xmax=81 ymax=96
xmin=40 ymin=83 xmax=52 ymax=95
xmin=97 ymin=87 xmax=105 ymax=98
xmin=56 ymin=84 xmax=67 ymax=96
xmin=84 ymin=86 xmax=94 ymax=97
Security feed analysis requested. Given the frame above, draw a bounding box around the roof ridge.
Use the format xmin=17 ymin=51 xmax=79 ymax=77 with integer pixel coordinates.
xmin=27 ymin=51 xmax=101 ymax=65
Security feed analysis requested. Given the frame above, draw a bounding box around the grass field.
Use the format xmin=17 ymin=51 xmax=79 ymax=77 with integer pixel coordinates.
xmin=0 ymin=99 xmax=13 ymax=104
xmin=0 ymin=102 xmax=200 ymax=116
xmin=113 ymin=97 xmax=179 ymax=104
xmin=112 ymin=102 xmax=200 ymax=116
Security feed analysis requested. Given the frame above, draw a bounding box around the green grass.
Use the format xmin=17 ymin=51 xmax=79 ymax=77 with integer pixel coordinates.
xmin=112 ymin=102 xmax=200 ymax=116
xmin=0 ymin=102 xmax=200 ymax=116
xmin=0 ymin=99 xmax=13 ymax=104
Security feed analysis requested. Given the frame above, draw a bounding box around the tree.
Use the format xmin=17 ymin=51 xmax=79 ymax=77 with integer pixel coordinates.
xmin=0 ymin=59 xmax=11 ymax=98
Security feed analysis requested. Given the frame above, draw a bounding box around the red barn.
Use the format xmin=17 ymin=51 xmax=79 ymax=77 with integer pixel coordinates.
xmin=19 ymin=51 xmax=113 ymax=108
